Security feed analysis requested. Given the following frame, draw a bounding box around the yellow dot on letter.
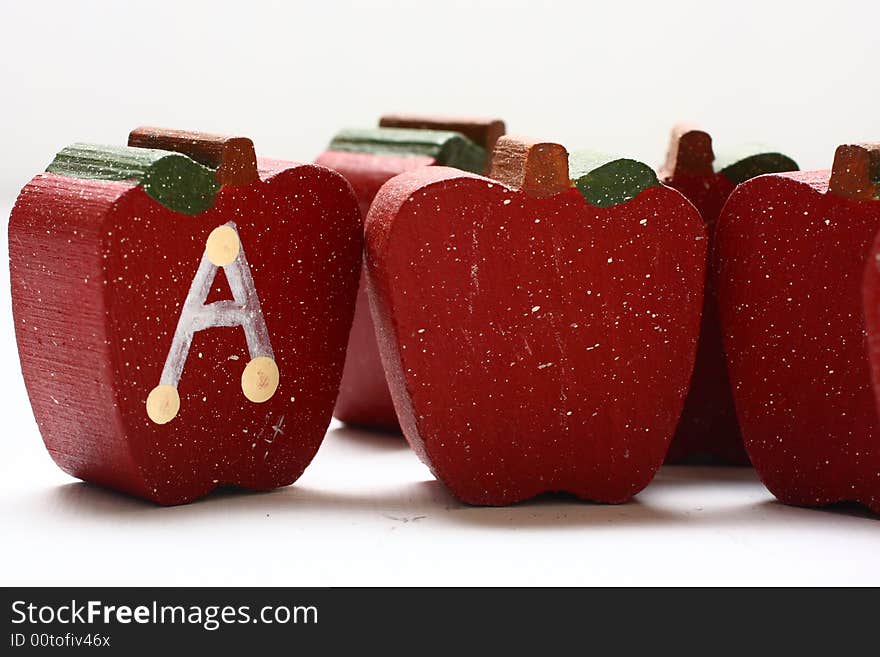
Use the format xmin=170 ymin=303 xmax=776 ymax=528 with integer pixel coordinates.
xmin=146 ymin=384 xmax=181 ymax=424
xmin=241 ymin=357 xmax=280 ymax=403
xmin=205 ymin=225 xmax=241 ymax=266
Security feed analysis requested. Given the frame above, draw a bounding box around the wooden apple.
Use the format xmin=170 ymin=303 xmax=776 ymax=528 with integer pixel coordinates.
xmin=716 ymin=142 xmax=880 ymax=513
xmin=316 ymin=115 xmax=504 ymax=431
xmin=365 ymin=136 xmax=707 ymax=505
xmin=9 ymin=127 xmax=362 ymax=504
xmin=659 ymin=125 xmax=798 ymax=464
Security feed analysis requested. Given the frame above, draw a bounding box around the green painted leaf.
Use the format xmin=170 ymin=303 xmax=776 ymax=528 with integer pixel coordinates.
xmin=47 ymin=143 xmax=220 ymax=215
xmin=570 ymin=151 xmax=660 ymax=208
xmin=716 ymin=149 xmax=799 ymax=184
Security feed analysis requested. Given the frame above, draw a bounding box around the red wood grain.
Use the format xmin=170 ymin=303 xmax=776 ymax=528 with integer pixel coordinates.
xmin=660 ymin=126 xmax=745 ymax=464
xmin=716 ymin=146 xmax=880 ymax=512
xmin=314 ymin=151 xmax=434 ymax=431
xmin=317 ymin=116 xmax=505 ymax=432
xmin=10 ymin=146 xmax=362 ymax=504
xmin=365 ymin=147 xmax=706 ymax=505
xmin=660 ymin=126 xmax=798 ymax=465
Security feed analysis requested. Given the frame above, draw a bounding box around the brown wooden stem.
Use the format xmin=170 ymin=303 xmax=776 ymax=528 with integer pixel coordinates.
xmin=486 ymin=136 xmax=571 ymax=198
xmin=828 ymin=143 xmax=880 ymax=200
xmin=128 ymin=126 xmax=259 ymax=187
xmin=659 ymin=123 xmax=715 ymax=182
xmin=379 ymin=114 xmax=506 ymax=155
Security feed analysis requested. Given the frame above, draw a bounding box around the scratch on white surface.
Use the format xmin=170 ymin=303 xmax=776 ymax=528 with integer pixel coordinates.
xmin=384 ymin=514 xmax=427 ymax=524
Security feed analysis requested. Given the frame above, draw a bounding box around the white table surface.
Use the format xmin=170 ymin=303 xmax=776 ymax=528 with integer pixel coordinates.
xmin=2 ymin=200 xmax=878 ymax=587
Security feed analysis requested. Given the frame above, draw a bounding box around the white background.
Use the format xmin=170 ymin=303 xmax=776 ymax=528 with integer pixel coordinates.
xmin=1 ymin=0 xmax=879 ymax=586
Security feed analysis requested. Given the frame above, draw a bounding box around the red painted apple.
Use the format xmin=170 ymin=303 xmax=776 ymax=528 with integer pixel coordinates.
xmin=659 ymin=125 xmax=798 ymax=464
xmin=716 ymin=142 xmax=880 ymax=513
xmin=365 ymin=136 xmax=707 ymax=505
xmin=316 ymin=115 xmax=504 ymax=431
xmin=9 ymin=127 xmax=362 ymax=504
